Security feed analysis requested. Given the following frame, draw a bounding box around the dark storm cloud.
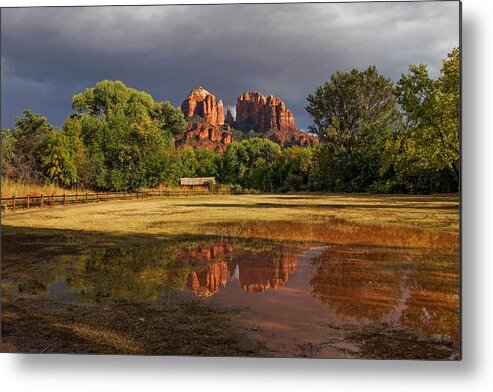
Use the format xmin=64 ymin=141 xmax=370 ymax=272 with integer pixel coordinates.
xmin=1 ymin=2 xmax=459 ymax=130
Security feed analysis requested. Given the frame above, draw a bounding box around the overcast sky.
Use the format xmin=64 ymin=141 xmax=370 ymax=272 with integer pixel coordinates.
xmin=1 ymin=1 xmax=460 ymax=131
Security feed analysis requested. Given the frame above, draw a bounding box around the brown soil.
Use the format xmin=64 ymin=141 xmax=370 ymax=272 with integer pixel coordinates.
xmin=1 ymin=295 xmax=259 ymax=356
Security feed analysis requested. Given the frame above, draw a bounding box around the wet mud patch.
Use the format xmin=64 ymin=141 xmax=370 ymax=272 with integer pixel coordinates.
xmin=1 ymin=295 xmax=260 ymax=356
xmin=345 ymin=322 xmax=459 ymax=360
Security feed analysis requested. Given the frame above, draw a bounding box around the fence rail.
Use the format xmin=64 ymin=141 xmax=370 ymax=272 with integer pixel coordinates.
xmin=1 ymin=189 xmax=237 ymax=212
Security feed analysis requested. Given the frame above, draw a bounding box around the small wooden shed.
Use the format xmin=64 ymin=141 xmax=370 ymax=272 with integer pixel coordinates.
xmin=180 ymin=177 xmax=216 ymax=191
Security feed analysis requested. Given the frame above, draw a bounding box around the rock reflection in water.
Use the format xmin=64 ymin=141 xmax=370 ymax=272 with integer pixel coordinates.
xmin=21 ymin=236 xmax=458 ymax=343
xmin=182 ymin=241 xmax=300 ymax=297
xmin=238 ymin=247 xmax=297 ymax=293
xmin=187 ymin=263 xmax=229 ymax=297
xmin=179 ymin=239 xmax=233 ymax=297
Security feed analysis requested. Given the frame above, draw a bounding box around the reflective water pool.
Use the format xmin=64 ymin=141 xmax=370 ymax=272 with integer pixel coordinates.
xmin=8 ymin=236 xmax=457 ymax=356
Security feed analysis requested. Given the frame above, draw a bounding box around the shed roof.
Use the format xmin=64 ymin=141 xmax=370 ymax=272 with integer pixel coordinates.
xmin=180 ymin=177 xmax=216 ymax=186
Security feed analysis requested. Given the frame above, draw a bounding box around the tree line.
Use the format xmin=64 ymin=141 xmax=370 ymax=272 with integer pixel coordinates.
xmin=1 ymin=48 xmax=459 ymax=194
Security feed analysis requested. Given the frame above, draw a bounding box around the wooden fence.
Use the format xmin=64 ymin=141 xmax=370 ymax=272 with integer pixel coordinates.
xmin=1 ymin=189 xmax=237 ymax=212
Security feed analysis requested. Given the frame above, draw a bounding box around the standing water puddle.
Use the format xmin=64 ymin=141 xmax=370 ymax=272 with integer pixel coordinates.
xmin=15 ymin=237 xmax=459 ymax=357
xmin=175 ymin=240 xmax=459 ymax=357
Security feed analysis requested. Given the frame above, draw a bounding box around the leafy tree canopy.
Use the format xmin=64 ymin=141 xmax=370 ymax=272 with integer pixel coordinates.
xmin=393 ymin=47 xmax=460 ymax=180
xmin=306 ymin=66 xmax=401 ymax=149
xmin=2 ymin=110 xmax=57 ymax=184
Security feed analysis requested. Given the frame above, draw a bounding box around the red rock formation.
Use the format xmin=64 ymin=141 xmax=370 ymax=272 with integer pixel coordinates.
xmin=233 ymin=91 xmax=317 ymax=147
xmin=265 ymin=128 xmax=315 ymax=148
xmin=216 ymin=100 xmax=225 ymax=126
xmin=178 ymin=239 xmax=234 ymax=265
xmin=235 ymin=92 xmax=297 ymax=134
xmin=176 ymin=87 xmax=233 ymax=151
xmin=175 ymin=121 xmax=233 ymax=152
xmin=181 ymin=86 xmax=224 ymax=126
xmin=225 ymin=105 xmax=234 ymax=126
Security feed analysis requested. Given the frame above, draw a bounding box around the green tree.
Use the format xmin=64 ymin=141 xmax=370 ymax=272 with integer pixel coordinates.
xmin=69 ymin=80 xmax=180 ymax=190
xmin=1 ymin=128 xmax=16 ymax=179
xmin=194 ymin=148 xmax=221 ymax=178
xmin=60 ymin=116 xmax=87 ymax=186
xmin=274 ymin=146 xmax=314 ymax=191
xmin=72 ymin=115 xmax=109 ymax=189
xmin=306 ymin=66 xmax=400 ymax=191
xmin=178 ymin=148 xmax=199 ymax=178
xmin=151 ymin=101 xmax=187 ymax=136
xmin=39 ymin=130 xmax=77 ymax=186
xmin=3 ymin=110 xmax=55 ymax=183
xmin=72 ymin=80 xmax=155 ymax=119
xmin=222 ymin=138 xmax=281 ymax=190
xmin=382 ymin=48 xmax=460 ymax=191
xmin=306 ymin=66 xmax=400 ymax=147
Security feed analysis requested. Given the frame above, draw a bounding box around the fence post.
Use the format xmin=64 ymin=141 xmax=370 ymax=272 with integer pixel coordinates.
xmin=63 ymin=194 xmax=66 ymax=206
xmin=76 ymin=192 xmax=78 ymax=205
xmin=86 ymin=193 xmax=88 ymax=203
xmin=27 ymin=194 xmax=30 ymax=209
xmin=106 ymin=192 xmax=109 ymax=202
xmin=51 ymin=194 xmax=54 ymax=208
xmin=124 ymin=191 xmax=126 ymax=200
xmin=96 ymin=192 xmax=99 ymax=203
xmin=12 ymin=195 xmax=16 ymax=212
xmin=41 ymin=194 xmax=44 ymax=208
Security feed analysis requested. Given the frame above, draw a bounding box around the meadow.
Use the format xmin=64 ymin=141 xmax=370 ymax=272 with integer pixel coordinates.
xmin=1 ymin=193 xmax=460 ymax=358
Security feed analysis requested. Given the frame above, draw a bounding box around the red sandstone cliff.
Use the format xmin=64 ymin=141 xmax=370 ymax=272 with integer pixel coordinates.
xmin=181 ymin=86 xmax=225 ymax=126
xmin=176 ymin=87 xmax=316 ymax=150
xmin=235 ymin=92 xmax=297 ymax=134
xmin=177 ymin=87 xmax=232 ymax=151
xmin=232 ymin=91 xmax=317 ymax=147
xmin=174 ymin=121 xmax=233 ymax=152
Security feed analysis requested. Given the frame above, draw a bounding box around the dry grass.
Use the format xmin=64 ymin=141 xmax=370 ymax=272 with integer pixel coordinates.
xmin=1 ymin=296 xmax=258 ymax=355
xmin=1 ymin=194 xmax=459 ymax=358
xmin=205 ymin=218 xmax=458 ymax=250
xmin=2 ymin=193 xmax=460 ymax=238
xmin=1 ymin=192 xmax=459 ymax=356
xmin=1 ymin=178 xmax=92 ymax=198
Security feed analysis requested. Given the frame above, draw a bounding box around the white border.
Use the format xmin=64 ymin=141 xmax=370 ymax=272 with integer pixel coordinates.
xmin=2 ymin=1 xmax=492 ymax=391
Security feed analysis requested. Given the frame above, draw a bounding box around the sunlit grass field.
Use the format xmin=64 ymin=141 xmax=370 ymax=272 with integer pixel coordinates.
xmin=2 ymin=193 xmax=459 ymax=236
xmin=1 ymin=193 xmax=460 ymax=357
